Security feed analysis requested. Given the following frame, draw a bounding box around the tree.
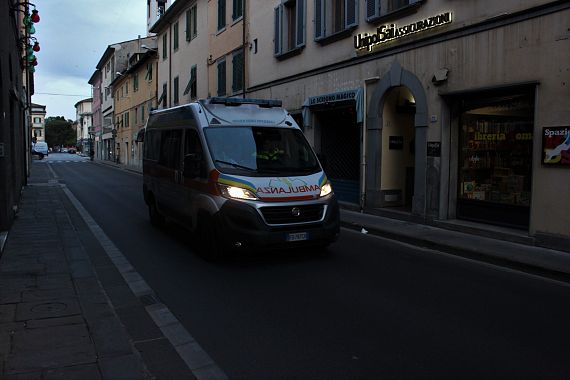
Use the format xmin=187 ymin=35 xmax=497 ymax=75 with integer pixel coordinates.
xmin=45 ymin=116 xmax=76 ymax=148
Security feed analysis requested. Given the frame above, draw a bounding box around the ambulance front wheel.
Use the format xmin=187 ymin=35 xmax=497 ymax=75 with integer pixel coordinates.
xmin=197 ymin=213 xmax=225 ymax=261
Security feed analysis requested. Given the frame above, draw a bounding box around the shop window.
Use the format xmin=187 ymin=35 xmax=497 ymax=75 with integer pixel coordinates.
xmin=366 ymin=0 xmax=420 ymax=22
xmin=274 ymin=0 xmax=306 ymax=58
xmin=315 ymin=0 xmax=358 ymax=43
xmin=457 ymin=91 xmax=534 ymax=228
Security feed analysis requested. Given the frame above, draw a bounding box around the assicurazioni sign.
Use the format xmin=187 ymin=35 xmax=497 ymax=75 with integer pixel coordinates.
xmin=354 ymin=12 xmax=452 ymax=52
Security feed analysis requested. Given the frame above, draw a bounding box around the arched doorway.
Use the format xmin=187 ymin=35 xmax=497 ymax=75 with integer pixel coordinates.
xmin=380 ymin=86 xmax=416 ymax=211
xmin=366 ymin=62 xmax=429 ymax=217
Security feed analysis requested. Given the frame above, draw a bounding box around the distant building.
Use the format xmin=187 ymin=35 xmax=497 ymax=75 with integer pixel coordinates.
xmin=147 ymin=0 xmax=171 ymax=36
xmin=31 ymin=103 xmax=46 ymax=143
xmin=88 ymin=70 xmax=103 ymax=159
xmin=95 ymin=36 xmax=157 ymax=161
xmin=113 ymin=50 xmax=158 ymax=169
xmin=74 ymin=98 xmax=93 ymax=153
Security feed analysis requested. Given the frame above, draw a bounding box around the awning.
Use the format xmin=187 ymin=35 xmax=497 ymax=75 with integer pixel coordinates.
xmin=302 ymin=88 xmax=363 ymax=127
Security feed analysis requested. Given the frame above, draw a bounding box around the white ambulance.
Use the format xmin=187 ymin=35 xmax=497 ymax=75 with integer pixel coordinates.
xmin=141 ymin=98 xmax=339 ymax=259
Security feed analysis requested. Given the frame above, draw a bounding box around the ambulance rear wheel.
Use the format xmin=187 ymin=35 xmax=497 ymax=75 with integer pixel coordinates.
xmin=148 ymin=196 xmax=165 ymax=228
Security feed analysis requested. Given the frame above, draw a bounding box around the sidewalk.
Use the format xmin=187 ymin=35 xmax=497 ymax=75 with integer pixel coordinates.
xmin=341 ymin=208 xmax=570 ymax=282
xmin=0 ymin=162 xmax=197 ymax=379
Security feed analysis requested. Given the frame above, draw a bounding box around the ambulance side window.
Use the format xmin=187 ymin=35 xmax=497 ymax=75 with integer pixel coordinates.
xmin=184 ymin=129 xmax=205 ymax=178
xmin=158 ymin=129 xmax=182 ymax=170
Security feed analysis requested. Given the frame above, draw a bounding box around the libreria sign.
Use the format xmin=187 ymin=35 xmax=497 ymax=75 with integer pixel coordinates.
xmin=354 ymin=12 xmax=452 ymax=52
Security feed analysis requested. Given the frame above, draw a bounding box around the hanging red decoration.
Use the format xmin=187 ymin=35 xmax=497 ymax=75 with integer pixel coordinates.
xmin=31 ymin=9 xmax=40 ymax=23
xmin=32 ymin=41 xmax=40 ymax=52
xmin=31 ymin=58 xmax=38 ymax=66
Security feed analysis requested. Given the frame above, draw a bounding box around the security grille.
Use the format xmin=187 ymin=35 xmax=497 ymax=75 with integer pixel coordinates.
xmin=260 ymin=204 xmax=324 ymax=225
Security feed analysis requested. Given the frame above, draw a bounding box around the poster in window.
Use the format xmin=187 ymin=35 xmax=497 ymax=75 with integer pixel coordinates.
xmin=542 ymin=127 xmax=570 ymax=166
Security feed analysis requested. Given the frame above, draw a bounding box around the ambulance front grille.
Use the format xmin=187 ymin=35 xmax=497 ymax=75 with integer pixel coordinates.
xmin=260 ymin=204 xmax=324 ymax=225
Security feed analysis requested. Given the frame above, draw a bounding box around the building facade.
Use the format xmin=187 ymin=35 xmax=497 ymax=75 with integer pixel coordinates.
xmin=95 ymin=37 xmax=157 ymax=161
xmin=150 ymin=0 xmax=210 ymax=108
xmin=240 ymin=0 xmax=570 ymax=249
xmin=0 ymin=0 xmax=34 ymax=232
xmin=88 ymin=70 xmax=103 ymax=159
xmin=30 ymin=103 xmax=46 ymax=143
xmin=113 ymin=51 xmax=158 ymax=170
xmin=74 ymin=98 xmax=93 ymax=154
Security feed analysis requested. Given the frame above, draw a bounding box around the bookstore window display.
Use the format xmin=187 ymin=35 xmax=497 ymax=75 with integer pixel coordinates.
xmin=458 ymin=92 xmax=534 ymax=227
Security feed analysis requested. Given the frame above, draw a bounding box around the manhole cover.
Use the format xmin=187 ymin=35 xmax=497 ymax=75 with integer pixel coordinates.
xmin=31 ymin=302 xmax=67 ymax=313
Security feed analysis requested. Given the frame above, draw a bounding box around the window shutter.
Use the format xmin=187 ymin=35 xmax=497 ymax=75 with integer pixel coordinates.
xmin=274 ymin=6 xmax=282 ymax=55
xmin=191 ymin=65 xmax=197 ymax=98
xmin=192 ymin=6 xmax=197 ymax=38
xmin=314 ymin=0 xmax=324 ymax=40
xmin=295 ymin=0 xmax=305 ymax=47
xmin=366 ymin=0 xmax=380 ymax=20
xmin=345 ymin=0 xmax=357 ymax=28
xmin=186 ymin=9 xmax=190 ymax=40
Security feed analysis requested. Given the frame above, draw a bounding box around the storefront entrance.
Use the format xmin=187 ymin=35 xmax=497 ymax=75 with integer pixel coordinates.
xmin=314 ymin=104 xmax=360 ymax=204
xmin=456 ymin=89 xmax=534 ymax=228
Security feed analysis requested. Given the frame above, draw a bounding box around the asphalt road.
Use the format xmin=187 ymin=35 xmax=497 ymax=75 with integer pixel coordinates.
xmin=50 ymin=161 xmax=570 ymax=379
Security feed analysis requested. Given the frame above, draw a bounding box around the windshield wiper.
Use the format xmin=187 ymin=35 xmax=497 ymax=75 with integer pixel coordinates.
xmin=215 ymin=160 xmax=257 ymax=172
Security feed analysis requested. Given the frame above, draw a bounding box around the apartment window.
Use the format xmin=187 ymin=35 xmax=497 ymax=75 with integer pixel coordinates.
xmin=274 ymin=0 xmax=306 ymax=57
xmin=173 ymin=76 xmax=180 ymax=105
xmin=125 ymin=111 xmax=130 ymax=128
xmin=183 ymin=65 xmax=197 ymax=99
xmin=232 ymin=0 xmax=243 ymax=21
xmin=135 ymin=107 xmax=138 ymax=124
xmin=217 ymin=0 xmax=226 ymax=31
xmin=173 ymin=22 xmax=179 ymax=51
xmin=366 ymin=0 xmax=420 ymax=21
xmin=315 ymin=0 xmax=358 ymax=41
xmin=158 ymin=83 xmax=167 ymax=107
xmin=134 ymin=73 xmax=139 ymax=92
xmin=33 ymin=117 xmax=41 ymax=123
xmin=125 ymin=81 xmax=129 ymax=95
xmin=232 ymin=50 xmax=243 ymax=93
xmin=217 ymin=59 xmax=226 ymax=96
xmin=141 ymin=104 xmax=146 ymax=123
xmin=162 ymin=33 xmax=168 ymax=59
xmin=186 ymin=4 xmax=198 ymax=41
xmin=145 ymin=63 xmax=153 ymax=81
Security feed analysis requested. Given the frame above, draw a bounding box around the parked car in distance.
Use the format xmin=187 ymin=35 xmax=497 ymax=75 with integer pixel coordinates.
xmin=61 ymin=147 xmax=69 ymax=153
xmin=68 ymin=147 xmax=76 ymax=154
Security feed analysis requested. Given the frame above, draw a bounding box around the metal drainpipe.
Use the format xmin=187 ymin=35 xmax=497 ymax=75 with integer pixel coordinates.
xmin=361 ymin=76 xmax=380 ymax=212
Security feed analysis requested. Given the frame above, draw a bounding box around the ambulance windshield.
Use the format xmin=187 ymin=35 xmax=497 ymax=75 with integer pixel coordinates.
xmin=205 ymin=127 xmax=321 ymax=176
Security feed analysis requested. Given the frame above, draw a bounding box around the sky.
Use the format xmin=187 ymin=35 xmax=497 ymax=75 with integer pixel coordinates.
xmin=31 ymin=0 xmax=150 ymax=120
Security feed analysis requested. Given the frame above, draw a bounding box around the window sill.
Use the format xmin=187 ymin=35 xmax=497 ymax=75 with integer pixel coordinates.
xmin=216 ymin=27 xmax=226 ymax=36
xmin=231 ymin=16 xmax=243 ymax=26
xmin=315 ymin=27 xmax=356 ymax=46
xmin=366 ymin=1 xmax=423 ymax=24
xmin=274 ymin=45 xmax=305 ymax=61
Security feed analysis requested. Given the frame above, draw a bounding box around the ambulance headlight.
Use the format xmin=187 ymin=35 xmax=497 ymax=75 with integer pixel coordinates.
xmin=218 ymin=184 xmax=258 ymax=200
xmin=320 ymin=182 xmax=333 ymax=197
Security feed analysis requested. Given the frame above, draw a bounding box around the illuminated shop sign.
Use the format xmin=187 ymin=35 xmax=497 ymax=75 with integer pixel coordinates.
xmin=354 ymin=12 xmax=453 ymax=52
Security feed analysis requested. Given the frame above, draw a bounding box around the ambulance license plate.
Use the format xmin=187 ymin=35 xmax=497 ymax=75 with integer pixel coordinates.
xmin=286 ymin=232 xmax=308 ymax=242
